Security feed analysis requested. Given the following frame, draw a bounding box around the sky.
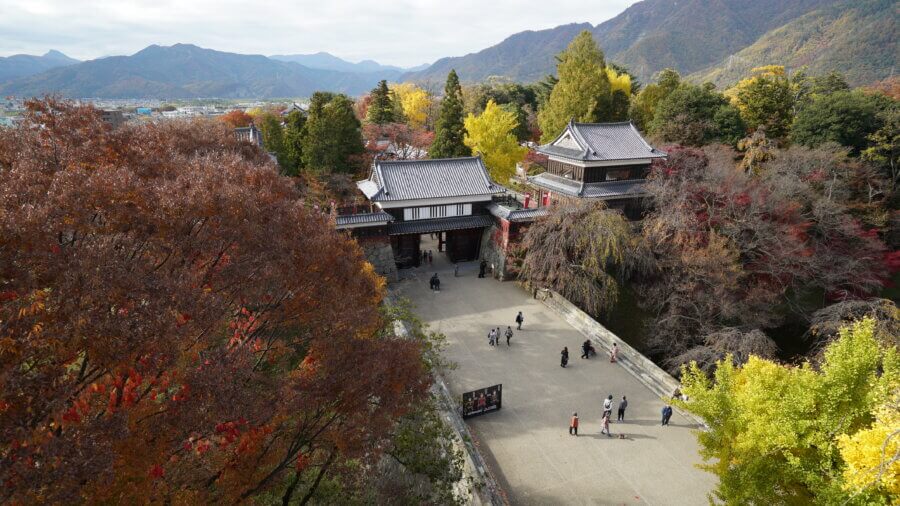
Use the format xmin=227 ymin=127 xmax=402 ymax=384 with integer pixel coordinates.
xmin=0 ymin=0 xmax=637 ymax=67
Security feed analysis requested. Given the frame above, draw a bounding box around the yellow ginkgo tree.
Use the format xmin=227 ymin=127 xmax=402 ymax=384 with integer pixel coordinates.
xmin=677 ymin=317 xmax=899 ymax=505
xmin=463 ymin=100 xmax=528 ymax=183
xmin=391 ymin=82 xmax=431 ymax=129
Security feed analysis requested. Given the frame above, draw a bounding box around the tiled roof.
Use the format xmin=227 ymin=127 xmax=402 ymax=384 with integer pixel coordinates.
xmin=335 ymin=211 xmax=394 ymax=228
xmin=528 ymin=173 xmax=582 ymax=197
xmin=487 ymin=203 xmax=550 ymax=222
xmin=581 ymin=180 xmax=647 ymax=199
xmin=387 ymin=215 xmax=494 ymax=235
xmin=357 ymin=156 xmax=500 ymax=202
xmin=529 ymin=173 xmax=647 ymax=200
xmin=538 ymin=121 xmax=666 ymax=162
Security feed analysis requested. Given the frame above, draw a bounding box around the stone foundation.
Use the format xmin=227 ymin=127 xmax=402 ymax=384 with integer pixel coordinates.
xmin=479 ymin=225 xmax=509 ymax=281
xmin=362 ymin=242 xmax=398 ymax=283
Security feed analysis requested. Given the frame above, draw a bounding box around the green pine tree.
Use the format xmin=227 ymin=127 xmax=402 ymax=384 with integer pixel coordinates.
xmin=430 ymin=70 xmax=471 ymax=158
xmin=282 ymin=109 xmax=306 ymax=176
xmin=301 ymin=93 xmax=365 ymax=174
xmin=538 ymin=31 xmax=612 ymax=143
xmin=366 ymin=80 xmax=396 ymax=124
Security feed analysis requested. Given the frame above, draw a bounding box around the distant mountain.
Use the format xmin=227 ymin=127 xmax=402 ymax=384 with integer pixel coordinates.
xmin=0 ymin=44 xmax=399 ymax=99
xmin=404 ymin=23 xmax=592 ymax=84
xmin=270 ymin=52 xmax=415 ymax=74
xmin=592 ymin=0 xmax=833 ymax=80
xmin=404 ymin=0 xmax=894 ymax=86
xmin=690 ymin=0 xmax=897 ymax=87
xmin=0 ymin=50 xmax=79 ymax=82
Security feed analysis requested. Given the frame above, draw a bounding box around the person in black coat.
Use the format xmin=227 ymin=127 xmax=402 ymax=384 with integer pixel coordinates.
xmin=478 ymin=259 xmax=487 ymax=278
xmin=560 ymin=347 xmax=569 ymax=368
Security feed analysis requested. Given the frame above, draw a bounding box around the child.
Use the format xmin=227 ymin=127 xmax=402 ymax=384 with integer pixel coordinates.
xmin=600 ymin=413 xmax=612 ymax=437
xmin=569 ymin=412 xmax=579 ymax=436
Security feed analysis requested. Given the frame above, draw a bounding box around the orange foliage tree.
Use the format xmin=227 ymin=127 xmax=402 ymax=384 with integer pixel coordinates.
xmin=0 ymin=99 xmax=430 ymax=503
xmin=218 ymin=109 xmax=253 ymax=128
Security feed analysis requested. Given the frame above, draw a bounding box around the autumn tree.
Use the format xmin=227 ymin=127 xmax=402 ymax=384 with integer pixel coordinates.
xmin=520 ymin=201 xmax=640 ymax=317
xmin=391 ymin=82 xmax=431 ymax=129
xmin=728 ymin=65 xmax=794 ymax=140
xmin=0 ymin=98 xmax=434 ymax=503
xmin=430 ymin=70 xmax=470 ymax=159
xmin=302 ymin=92 xmax=366 ymax=174
xmin=363 ymin=122 xmax=433 ymax=160
xmin=538 ymin=31 xmax=612 ymax=142
xmin=677 ymin=318 xmax=899 ymax=504
xmin=219 ymin=109 xmax=253 ymax=128
xmin=463 ymin=100 xmax=528 ymax=183
xmin=637 ymin=146 xmax=890 ymax=371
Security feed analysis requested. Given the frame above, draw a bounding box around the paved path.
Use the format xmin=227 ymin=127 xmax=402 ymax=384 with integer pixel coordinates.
xmin=394 ymin=238 xmax=716 ymax=505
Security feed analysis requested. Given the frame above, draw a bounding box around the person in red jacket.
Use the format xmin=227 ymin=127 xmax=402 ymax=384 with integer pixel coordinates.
xmin=569 ymin=412 xmax=579 ymax=436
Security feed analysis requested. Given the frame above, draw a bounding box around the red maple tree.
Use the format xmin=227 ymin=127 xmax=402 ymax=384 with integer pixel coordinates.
xmin=0 ymin=99 xmax=429 ymax=503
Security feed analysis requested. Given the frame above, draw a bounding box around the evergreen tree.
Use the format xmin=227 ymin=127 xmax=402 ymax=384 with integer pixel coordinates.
xmin=430 ymin=70 xmax=470 ymax=158
xmin=366 ymin=80 xmax=396 ymax=124
xmin=537 ymin=31 xmax=612 ymax=142
xmin=257 ymin=113 xmax=286 ymax=167
xmin=302 ymin=93 xmax=365 ymax=174
xmin=792 ymin=90 xmax=888 ymax=153
xmin=282 ymin=109 xmax=306 ymax=176
xmin=650 ymin=84 xmax=745 ymax=146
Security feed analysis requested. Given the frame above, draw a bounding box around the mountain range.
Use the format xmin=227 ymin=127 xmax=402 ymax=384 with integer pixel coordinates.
xmin=404 ymin=0 xmax=896 ymax=87
xmin=270 ymin=52 xmax=427 ymax=74
xmin=0 ymin=45 xmax=411 ymax=99
xmin=0 ymin=0 xmax=895 ymax=99
xmin=0 ymin=50 xmax=79 ymax=83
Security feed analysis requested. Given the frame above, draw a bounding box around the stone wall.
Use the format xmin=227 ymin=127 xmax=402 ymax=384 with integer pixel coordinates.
xmin=362 ymin=242 xmax=398 ymax=283
xmin=479 ymin=224 xmax=509 ymax=281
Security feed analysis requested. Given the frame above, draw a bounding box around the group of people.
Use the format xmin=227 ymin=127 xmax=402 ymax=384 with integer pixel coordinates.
xmin=429 ymin=273 xmax=441 ymax=291
xmin=569 ymin=394 xmax=629 ymax=438
xmin=488 ymin=326 xmax=514 ymax=347
xmin=485 ymin=312 xmax=524 ymax=347
xmin=563 ymin=341 xmax=619 ymax=366
xmin=421 ymin=249 xmax=434 ymax=265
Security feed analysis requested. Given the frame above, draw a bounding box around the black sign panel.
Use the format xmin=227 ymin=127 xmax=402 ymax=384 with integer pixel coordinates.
xmin=462 ymin=384 xmax=502 ymax=419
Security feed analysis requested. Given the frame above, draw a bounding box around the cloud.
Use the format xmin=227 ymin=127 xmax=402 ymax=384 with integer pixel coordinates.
xmin=0 ymin=0 xmax=635 ymax=67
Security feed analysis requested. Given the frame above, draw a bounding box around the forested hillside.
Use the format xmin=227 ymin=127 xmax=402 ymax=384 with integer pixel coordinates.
xmin=405 ymin=0 xmax=895 ymax=87
xmin=691 ymin=0 xmax=898 ymax=87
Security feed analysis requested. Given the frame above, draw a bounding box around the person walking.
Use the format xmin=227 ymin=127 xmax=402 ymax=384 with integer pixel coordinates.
xmin=488 ymin=328 xmax=496 ymax=347
xmin=662 ymin=405 xmax=673 ymax=426
xmin=617 ymin=396 xmax=628 ymax=422
xmin=600 ymin=413 xmax=612 ymax=437
xmin=454 ymin=263 xmax=459 ymax=277
xmin=609 ymin=342 xmax=619 ymax=363
xmin=428 ymin=250 xmax=433 ymax=264
xmin=560 ymin=347 xmax=569 ymax=368
xmin=422 ymin=250 xmax=428 ymax=265
xmin=515 ymin=311 xmax=524 ymax=330
xmin=569 ymin=412 xmax=579 ymax=436
xmin=478 ymin=259 xmax=487 ymax=278
xmin=603 ymin=395 xmax=613 ymax=418
xmin=505 ymin=326 xmax=513 ymax=346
